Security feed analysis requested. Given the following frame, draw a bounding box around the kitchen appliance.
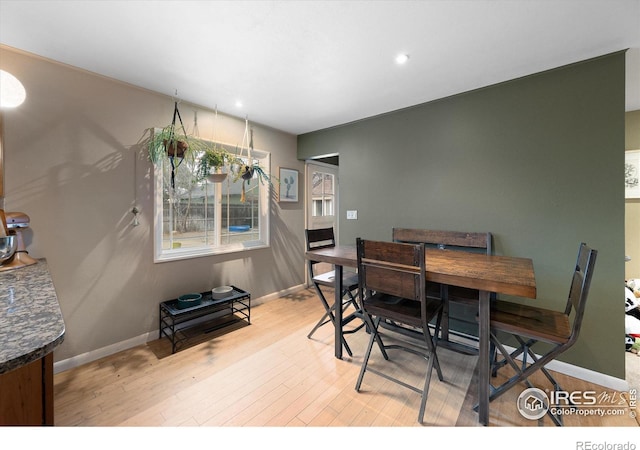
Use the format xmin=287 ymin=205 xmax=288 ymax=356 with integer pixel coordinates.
xmin=0 ymin=210 xmax=38 ymax=271
xmin=0 ymin=235 xmax=17 ymax=263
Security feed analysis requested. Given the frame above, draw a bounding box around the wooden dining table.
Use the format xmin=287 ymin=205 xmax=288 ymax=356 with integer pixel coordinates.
xmin=304 ymin=244 xmax=536 ymax=426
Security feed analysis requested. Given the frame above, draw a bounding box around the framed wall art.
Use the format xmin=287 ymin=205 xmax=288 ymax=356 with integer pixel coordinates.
xmin=279 ymin=168 xmax=299 ymax=202
xmin=626 ymin=150 xmax=640 ymax=199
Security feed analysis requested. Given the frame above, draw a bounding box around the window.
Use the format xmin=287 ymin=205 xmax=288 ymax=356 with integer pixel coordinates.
xmin=311 ymin=171 xmax=334 ymax=217
xmin=153 ymin=137 xmax=271 ymax=262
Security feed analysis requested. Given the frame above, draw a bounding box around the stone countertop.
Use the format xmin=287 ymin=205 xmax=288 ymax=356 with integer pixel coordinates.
xmin=0 ymin=259 xmax=65 ymax=374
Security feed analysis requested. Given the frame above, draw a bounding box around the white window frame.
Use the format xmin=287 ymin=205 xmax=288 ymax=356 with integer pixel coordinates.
xmin=153 ymin=137 xmax=271 ymax=263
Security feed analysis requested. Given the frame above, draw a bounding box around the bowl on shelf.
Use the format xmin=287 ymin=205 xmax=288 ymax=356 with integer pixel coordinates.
xmin=177 ymin=293 xmax=202 ymax=309
xmin=212 ymin=285 xmax=233 ymax=300
xmin=0 ymin=235 xmax=17 ymax=265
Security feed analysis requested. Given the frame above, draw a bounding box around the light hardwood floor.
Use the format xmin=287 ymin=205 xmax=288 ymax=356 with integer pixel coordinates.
xmin=54 ymin=288 xmax=639 ymax=429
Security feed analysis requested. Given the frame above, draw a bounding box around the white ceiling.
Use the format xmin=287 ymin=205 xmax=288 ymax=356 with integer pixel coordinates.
xmin=1 ymin=0 xmax=639 ymax=135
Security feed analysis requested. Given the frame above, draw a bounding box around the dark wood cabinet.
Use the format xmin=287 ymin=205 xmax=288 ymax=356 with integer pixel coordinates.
xmin=0 ymin=353 xmax=54 ymax=426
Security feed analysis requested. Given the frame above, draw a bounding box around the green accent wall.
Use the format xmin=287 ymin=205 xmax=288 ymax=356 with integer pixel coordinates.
xmin=298 ymin=52 xmax=626 ymax=378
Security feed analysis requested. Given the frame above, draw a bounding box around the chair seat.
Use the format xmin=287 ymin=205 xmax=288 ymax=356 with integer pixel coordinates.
xmin=490 ymin=300 xmax=571 ymax=344
xmin=312 ymin=270 xmax=359 ymax=289
xmin=364 ymin=292 xmax=442 ymax=329
xmin=484 ymin=243 xmax=597 ymax=427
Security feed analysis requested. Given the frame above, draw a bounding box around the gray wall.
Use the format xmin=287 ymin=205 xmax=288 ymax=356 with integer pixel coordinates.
xmin=298 ymin=52 xmax=626 ymax=378
xmin=0 ymin=46 xmax=306 ymax=363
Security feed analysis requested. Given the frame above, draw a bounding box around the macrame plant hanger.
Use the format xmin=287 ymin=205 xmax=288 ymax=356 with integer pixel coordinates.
xmin=167 ymin=97 xmax=189 ymax=189
xmin=206 ymin=106 xmax=229 ymax=183
xmin=238 ymin=117 xmax=254 ymax=203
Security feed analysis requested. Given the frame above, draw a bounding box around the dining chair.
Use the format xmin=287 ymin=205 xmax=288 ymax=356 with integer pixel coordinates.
xmin=486 ymin=242 xmax=597 ymax=426
xmin=305 ymin=227 xmax=365 ymax=356
xmin=392 ymin=228 xmax=493 ymax=352
xmin=355 ymin=238 xmax=444 ymax=423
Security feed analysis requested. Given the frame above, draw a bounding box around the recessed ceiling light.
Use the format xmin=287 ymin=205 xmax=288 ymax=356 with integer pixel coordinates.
xmin=395 ymin=53 xmax=410 ymax=65
xmin=236 ymin=100 xmax=243 ymax=108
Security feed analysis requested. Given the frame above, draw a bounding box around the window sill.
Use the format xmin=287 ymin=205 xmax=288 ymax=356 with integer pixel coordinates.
xmin=154 ymin=241 xmax=269 ymax=263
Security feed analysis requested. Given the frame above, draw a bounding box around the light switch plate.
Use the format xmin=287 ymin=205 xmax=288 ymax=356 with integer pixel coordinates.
xmin=347 ymin=210 xmax=358 ymax=220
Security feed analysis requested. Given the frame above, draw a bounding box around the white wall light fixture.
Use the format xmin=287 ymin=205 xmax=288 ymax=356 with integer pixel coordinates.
xmin=0 ymin=70 xmax=26 ymax=108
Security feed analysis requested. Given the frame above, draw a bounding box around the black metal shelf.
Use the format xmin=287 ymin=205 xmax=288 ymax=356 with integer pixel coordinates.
xmin=159 ymin=285 xmax=251 ymax=353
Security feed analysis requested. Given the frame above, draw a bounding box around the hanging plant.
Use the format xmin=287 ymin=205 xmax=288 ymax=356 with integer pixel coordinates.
xmin=241 ymin=164 xmax=255 ymax=181
xmin=197 ymin=144 xmax=232 ymax=183
xmin=147 ymin=101 xmax=212 ymax=189
xmin=147 ymin=101 xmax=193 ymax=165
xmin=233 ymin=123 xmax=274 ymax=185
xmin=193 ymin=106 xmax=234 ymax=183
xmin=231 ymin=121 xmax=276 ymax=202
xmin=146 ymin=126 xmax=193 ymax=165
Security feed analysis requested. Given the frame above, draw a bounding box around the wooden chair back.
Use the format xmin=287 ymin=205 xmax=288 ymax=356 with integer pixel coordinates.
xmin=357 ymin=238 xmax=425 ymax=303
xmin=305 ymin=227 xmax=337 ymax=274
xmin=392 ymin=228 xmax=492 ymax=254
xmin=305 ymin=227 xmax=336 ymax=251
xmin=392 ymin=228 xmax=493 ymax=352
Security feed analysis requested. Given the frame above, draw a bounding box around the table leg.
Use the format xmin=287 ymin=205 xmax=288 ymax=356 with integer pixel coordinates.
xmin=334 ymin=264 xmax=343 ymax=359
xmin=478 ymin=290 xmax=490 ymax=425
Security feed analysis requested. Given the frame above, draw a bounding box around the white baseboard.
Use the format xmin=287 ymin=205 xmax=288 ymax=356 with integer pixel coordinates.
xmin=53 ymin=332 xmax=154 ymax=374
xmin=53 ymin=283 xmax=306 ymax=374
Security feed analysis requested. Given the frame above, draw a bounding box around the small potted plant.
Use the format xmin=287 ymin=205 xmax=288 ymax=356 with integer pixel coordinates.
xmin=147 ymin=101 xmax=210 ymax=166
xmin=231 ymin=126 xmax=276 ymax=187
xmin=147 ymin=123 xmax=191 ymax=165
xmin=197 ymin=145 xmax=231 ymax=183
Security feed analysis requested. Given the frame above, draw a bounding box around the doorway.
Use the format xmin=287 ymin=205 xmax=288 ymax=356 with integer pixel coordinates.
xmin=305 ymin=160 xmax=339 ymax=236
